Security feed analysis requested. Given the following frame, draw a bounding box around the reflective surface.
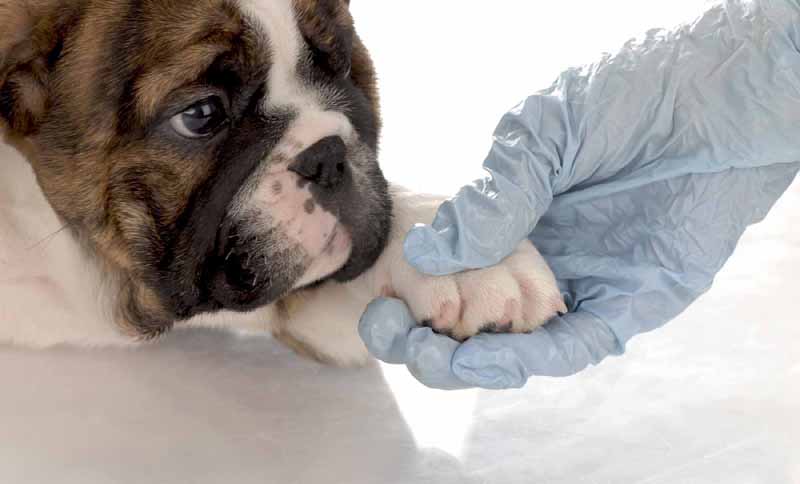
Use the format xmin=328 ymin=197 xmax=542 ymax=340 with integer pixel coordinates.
xmin=1 ymin=1 xmax=797 ymax=482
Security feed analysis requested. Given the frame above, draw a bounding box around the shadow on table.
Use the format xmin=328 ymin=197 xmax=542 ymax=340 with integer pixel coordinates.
xmin=0 ymin=328 xmax=481 ymax=484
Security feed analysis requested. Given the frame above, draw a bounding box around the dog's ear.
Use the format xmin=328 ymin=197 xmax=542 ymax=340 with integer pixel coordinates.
xmin=0 ymin=1 xmax=73 ymax=137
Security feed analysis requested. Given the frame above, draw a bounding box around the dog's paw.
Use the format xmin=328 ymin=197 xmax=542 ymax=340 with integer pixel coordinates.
xmin=390 ymin=241 xmax=567 ymax=341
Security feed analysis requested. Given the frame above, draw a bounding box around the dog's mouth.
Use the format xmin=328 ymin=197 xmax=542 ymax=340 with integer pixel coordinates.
xmin=163 ymin=185 xmax=388 ymax=321
xmin=204 ymin=211 xmax=356 ymax=312
xmin=293 ymin=222 xmax=355 ymax=288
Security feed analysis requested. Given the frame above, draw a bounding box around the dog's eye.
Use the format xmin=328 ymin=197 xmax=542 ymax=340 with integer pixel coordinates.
xmin=170 ymin=97 xmax=227 ymax=138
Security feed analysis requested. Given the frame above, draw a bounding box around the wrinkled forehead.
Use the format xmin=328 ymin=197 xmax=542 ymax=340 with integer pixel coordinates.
xmin=236 ymin=0 xmax=356 ymax=137
xmin=237 ymin=0 xmax=354 ymax=89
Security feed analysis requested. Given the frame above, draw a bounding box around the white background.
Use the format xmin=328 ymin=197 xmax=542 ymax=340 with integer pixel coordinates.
xmin=355 ymin=0 xmax=717 ymax=194
xmin=1 ymin=1 xmax=798 ymax=483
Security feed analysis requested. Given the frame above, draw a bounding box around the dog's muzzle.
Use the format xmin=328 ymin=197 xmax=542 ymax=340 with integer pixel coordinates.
xmin=208 ymin=136 xmax=350 ymax=311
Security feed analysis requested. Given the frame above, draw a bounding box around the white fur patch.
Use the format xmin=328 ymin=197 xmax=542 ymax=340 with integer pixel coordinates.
xmin=0 ymin=143 xmax=127 ymax=347
xmin=234 ymin=0 xmax=358 ymax=285
xmin=236 ymin=0 xmax=353 ymax=159
xmin=359 ymin=189 xmax=567 ymax=341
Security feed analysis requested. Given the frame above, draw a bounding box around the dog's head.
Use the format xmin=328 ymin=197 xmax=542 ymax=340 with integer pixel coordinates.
xmin=0 ymin=0 xmax=391 ymax=337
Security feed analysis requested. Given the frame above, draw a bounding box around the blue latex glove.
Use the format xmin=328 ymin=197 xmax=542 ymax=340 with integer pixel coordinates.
xmin=359 ymin=0 xmax=800 ymax=390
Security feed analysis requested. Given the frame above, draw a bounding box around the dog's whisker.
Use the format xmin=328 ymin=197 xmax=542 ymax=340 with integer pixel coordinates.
xmin=25 ymin=225 xmax=70 ymax=251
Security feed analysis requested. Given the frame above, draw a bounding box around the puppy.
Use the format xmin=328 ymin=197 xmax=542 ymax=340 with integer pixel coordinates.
xmin=0 ymin=0 xmax=566 ymax=365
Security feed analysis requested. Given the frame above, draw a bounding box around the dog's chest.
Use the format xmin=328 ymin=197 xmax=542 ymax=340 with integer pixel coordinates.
xmin=0 ymin=142 xmax=124 ymax=345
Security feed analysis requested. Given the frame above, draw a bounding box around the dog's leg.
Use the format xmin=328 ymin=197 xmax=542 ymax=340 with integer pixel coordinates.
xmin=268 ymin=282 xmax=374 ymax=366
xmin=379 ymin=187 xmax=567 ymax=341
xmin=272 ymin=187 xmax=566 ymax=365
xmin=262 ymin=188 xmax=442 ymax=366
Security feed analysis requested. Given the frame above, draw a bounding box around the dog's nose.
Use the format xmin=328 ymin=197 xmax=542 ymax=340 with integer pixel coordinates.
xmin=289 ymin=136 xmax=347 ymax=188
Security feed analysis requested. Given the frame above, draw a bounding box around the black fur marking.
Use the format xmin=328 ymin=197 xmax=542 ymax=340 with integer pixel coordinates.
xmin=0 ymin=78 xmax=18 ymax=123
xmin=160 ymin=109 xmax=294 ymax=318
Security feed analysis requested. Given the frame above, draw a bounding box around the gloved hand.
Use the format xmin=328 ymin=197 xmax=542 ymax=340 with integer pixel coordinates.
xmin=359 ymin=0 xmax=800 ymax=390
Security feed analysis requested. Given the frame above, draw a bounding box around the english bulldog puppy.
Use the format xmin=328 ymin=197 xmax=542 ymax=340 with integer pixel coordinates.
xmin=0 ymin=0 xmax=566 ymax=365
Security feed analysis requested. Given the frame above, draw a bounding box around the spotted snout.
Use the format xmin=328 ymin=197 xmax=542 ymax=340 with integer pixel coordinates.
xmin=208 ymin=135 xmax=357 ymax=311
